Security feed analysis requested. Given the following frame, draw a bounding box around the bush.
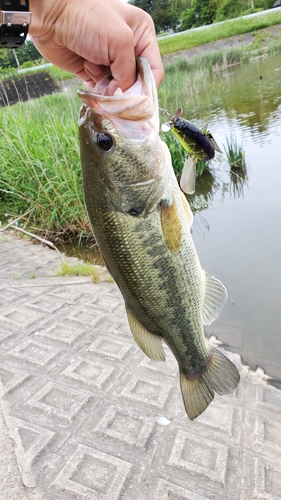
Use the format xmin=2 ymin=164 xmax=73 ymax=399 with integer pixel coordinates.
xmin=215 ymin=0 xmax=245 ymax=22
xmin=21 ymin=60 xmax=34 ymax=69
xmin=180 ymin=7 xmax=197 ymax=30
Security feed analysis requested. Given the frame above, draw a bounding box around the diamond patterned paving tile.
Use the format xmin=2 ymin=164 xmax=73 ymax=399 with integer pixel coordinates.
xmin=240 ymin=452 xmax=281 ymax=500
xmin=1 ymin=234 xmax=281 ymax=500
xmin=61 ymin=356 xmax=115 ymax=391
xmin=168 ymin=429 xmax=228 ymax=486
xmin=155 ymin=479 xmax=209 ymax=500
xmin=7 ymin=417 xmax=56 ymax=488
xmin=24 ymin=381 xmax=92 ymax=424
xmin=0 ymin=363 xmax=30 ymax=396
xmin=52 ymin=445 xmax=132 ymax=500
xmin=94 ymin=403 xmax=156 ymax=449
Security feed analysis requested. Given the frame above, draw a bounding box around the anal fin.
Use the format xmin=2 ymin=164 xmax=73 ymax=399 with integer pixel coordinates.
xmin=126 ymin=306 xmax=166 ymax=361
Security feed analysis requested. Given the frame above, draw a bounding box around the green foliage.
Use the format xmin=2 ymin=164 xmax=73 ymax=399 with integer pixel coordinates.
xmin=180 ymin=7 xmax=197 ymax=30
xmin=159 ymin=9 xmax=281 ymax=55
xmin=223 ymin=136 xmax=246 ymax=168
xmin=268 ymin=42 xmax=281 ymax=56
xmin=20 ymin=60 xmax=34 ymax=69
xmin=55 ymin=261 xmax=101 ymax=283
xmin=164 ymin=45 xmax=248 ymax=77
xmin=152 ymin=1 xmax=179 ymax=33
xmin=193 ymin=0 xmax=218 ymax=26
xmin=215 ymin=0 xmax=246 ymax=22
xmin=0 ymin=90 xmax=88 ymax=238
xmin=0 ymin=49 xmax=12 ymax=70
xmin=161 ymin=130 xmax=186 ymax=176
xmin=128 ymin=0 xmax=153 ymax=13
xmin=0 ymin=41 xmax=41 ymax=70
xmin=196 ymin=160 xmax=210 ymax=176
xmin=129 ymin=0 xmax=178 ymax=33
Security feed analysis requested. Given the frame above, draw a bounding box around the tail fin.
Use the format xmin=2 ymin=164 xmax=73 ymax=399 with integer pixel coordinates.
xmin=180 ymin=347 xmax=240 ymax=420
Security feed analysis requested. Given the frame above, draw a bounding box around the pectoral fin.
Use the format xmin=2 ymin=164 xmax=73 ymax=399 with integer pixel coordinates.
xmin=180 ymin=156 xmax=196 ymax=194
xmin=126 ymin=306 xmax=166 ymax=361
xmin=180 ymin=191 xmax=193 ymax=230
xmin=160 ymin=198 xmax=182 ymax=254
xmin=202 ymin=272 xmax=228 ymax=325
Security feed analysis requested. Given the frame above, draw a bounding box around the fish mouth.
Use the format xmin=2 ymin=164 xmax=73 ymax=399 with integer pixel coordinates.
xmin=77 ymin=58 xmax=158 ymax=138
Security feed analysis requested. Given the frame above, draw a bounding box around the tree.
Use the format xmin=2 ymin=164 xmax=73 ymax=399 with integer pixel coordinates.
xmin=0 ymin=49 xmax=10 ymax=71
xmin=151 ymin=0 xmax=178 ymax=32
xmin=180 ymin=0 xmax=217 ymax=29
xmin=0 ymin=41 xmax=42 ymax=71
xmin=128 ymin=0 xmax=153 ymax=13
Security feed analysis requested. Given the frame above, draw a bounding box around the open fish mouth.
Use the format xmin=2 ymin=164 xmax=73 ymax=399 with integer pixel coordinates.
xmin=78 ymin=58 xmax=159 ymax=139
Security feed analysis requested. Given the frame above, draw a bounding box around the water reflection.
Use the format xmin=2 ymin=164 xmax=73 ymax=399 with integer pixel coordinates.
xmin=186 ymin=158 xmax=248 ymax=225
xmin=161 ymin=52 xmax=281 ymax=145
xmin=160 ymin=52 xmax=281 ymax=379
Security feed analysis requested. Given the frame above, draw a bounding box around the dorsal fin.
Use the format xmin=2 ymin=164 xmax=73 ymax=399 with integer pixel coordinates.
xmin=202 ymin=272 xmax=228 ymax=325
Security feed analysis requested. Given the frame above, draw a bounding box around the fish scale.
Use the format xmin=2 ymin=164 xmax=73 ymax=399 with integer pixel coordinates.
xmin=78 ymin=57 xmax=240 ymax=420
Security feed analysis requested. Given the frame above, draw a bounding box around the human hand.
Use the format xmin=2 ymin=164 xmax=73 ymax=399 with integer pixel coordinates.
xmin=29 ymin=0 xmax=164 ymax=95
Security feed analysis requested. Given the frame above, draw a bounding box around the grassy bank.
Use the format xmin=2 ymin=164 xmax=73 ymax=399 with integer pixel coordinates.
xmin=0 ymin=90 xmax=88 ymax=240
xmin=158 ymin=11 xmax=281 ymax=56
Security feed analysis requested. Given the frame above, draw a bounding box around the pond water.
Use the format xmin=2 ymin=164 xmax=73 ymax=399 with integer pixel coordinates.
xmin=163 ymin=53 xmax=281 ymax=380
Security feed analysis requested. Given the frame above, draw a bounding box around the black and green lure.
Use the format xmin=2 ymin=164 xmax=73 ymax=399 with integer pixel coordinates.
xmin=161 ymin=108 xmax=222 ymax=194
xmin=162 ymin=107 xmax=222 ymax=161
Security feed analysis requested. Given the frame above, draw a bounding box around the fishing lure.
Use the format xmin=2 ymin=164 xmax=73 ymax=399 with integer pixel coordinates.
xmin=161 ymin=108 xmax=222 ymax=194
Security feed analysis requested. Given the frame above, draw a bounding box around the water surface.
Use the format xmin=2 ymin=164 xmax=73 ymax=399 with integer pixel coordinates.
xmin=162 ymin=53 xmax=281 ymax=379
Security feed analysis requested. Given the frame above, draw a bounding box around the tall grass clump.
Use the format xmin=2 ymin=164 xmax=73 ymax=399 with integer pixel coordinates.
xmin=164 ymin=46 xmax=249 ymax=77
xmin=0 ymin=90 xmax=89 ymax=239
xmin=268 ymin=43 xmax=281 ymax=57
xmin=225 ymin=47 xmax=248 ymax=65
xmin=223 ymin=135 xmax=246 ymax=169
xmin=161 ymin=130 xmax=186 ymax=177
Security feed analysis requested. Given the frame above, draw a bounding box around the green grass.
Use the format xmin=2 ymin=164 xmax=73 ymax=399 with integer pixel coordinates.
xmin=160 ymin=130 xmax=186 ymax=177
xmin=223 ymin=135 xmax=246 ymax=168
xmin=164 ymin=46 xmax=250 ymax=75
xmin=158 ymin=10 xmax=281 ymax=56
xmin=55 ymin=261 xmax=101 ymax=283
xmin=0 ymin=90 xmax=89 ymax=239
xmin=48 ymin=66 xmax=74 ymax=82
xmin=268 ymin=42 xmax=281 ymax=56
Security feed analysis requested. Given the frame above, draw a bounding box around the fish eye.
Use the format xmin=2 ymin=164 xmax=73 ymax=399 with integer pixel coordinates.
xmin=94 ymin=132 xmax=114 ymax=152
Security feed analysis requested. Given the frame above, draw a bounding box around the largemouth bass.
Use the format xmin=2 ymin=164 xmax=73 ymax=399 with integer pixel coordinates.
xmin=78 ymin=58 xmax=240 ymax=420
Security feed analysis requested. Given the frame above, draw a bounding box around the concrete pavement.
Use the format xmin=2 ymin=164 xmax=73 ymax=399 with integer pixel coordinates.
xmin=0 ymin=232 xmax=281 ymax=500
